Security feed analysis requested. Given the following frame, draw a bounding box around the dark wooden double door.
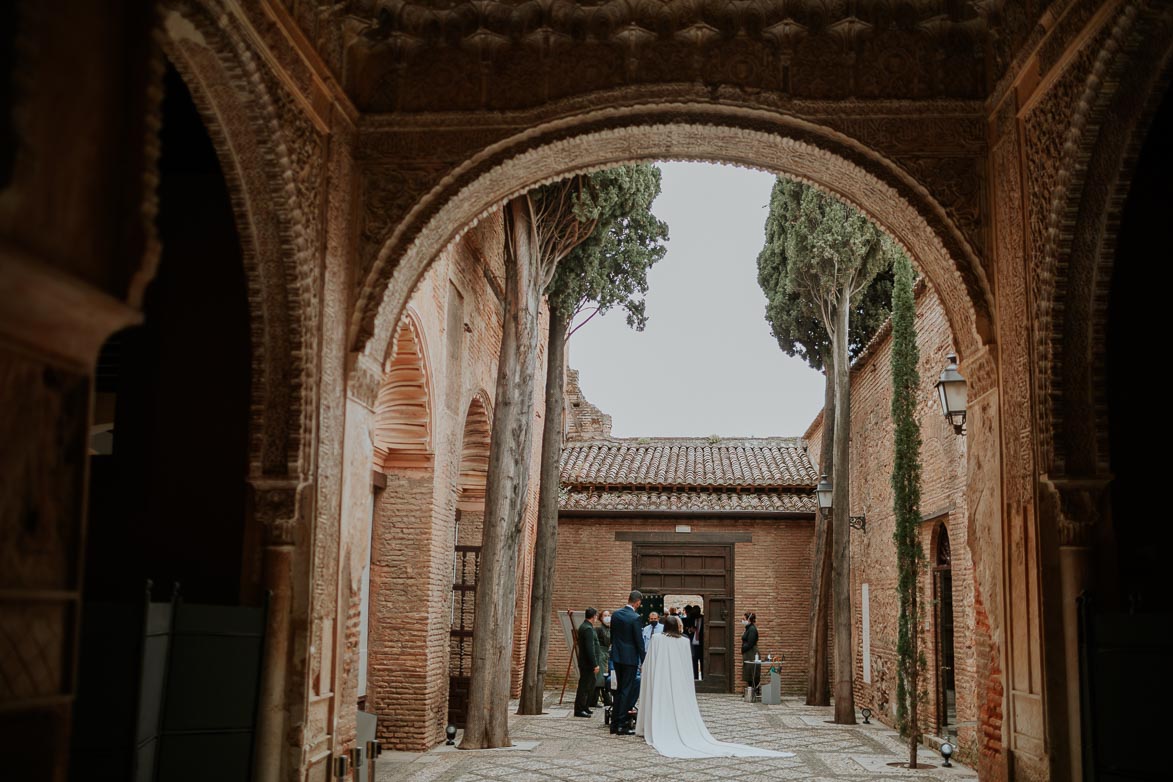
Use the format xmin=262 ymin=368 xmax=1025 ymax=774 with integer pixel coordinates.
xmin=632 ymin=544 xmax=735 ymax=694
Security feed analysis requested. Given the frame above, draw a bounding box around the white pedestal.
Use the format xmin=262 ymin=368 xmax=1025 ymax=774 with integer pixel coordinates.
xmin=762 ymin=669 xmax=782 ymax=705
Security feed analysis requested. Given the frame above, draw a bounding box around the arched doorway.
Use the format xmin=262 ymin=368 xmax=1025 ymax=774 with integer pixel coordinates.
xmin=84 ymin=64 xmax=253 ymax=605
xmin=1076 ymin=78 xmax=1173 ymax=782
xmin=70 ymin=63 xmax=258 ymax=780
xmin=933 ymin=523 xmax=957 ymax=735
xmin=448 ymin=395 xmax=492 ymax=728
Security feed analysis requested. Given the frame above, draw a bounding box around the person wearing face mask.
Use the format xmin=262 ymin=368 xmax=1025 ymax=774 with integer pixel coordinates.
xmin=594 ymin=610 xmax=613 ymax=708
xmin=641 ymin=612 xmax=665 ymax=644
xmin=741 ymin=612 xmax=761 ymax=693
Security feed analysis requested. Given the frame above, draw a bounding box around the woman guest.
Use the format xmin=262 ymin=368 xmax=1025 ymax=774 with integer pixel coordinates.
xmin=594 ymin=610 xmax=613 ymax=707
xmin=741 ymin=612 xmax=760 ymax=693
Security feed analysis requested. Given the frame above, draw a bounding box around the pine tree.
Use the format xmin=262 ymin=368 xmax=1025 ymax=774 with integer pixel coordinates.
xmin=518 ymin=164 xmax=667 ymax=715
xmin=757 ymin=177 xmax=893 ymax=707
xmin=756 ymin=178 xmax=899 ymax=723
xmin=891 ymin=253 xmax=927 ymax=767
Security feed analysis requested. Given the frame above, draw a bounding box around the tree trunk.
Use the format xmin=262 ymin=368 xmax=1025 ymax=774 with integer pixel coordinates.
xmin=517 ymin=309 xmax=569 ymax=715
xmin=831 ymin=292 xmax=856 ymax=724
xmin=806 ymin=364 xmax=835 ymax=706
xmin=460 ymin=198 xmax=545 ymax=749
xmin=908 ymin=578 xmax=919 ymax=767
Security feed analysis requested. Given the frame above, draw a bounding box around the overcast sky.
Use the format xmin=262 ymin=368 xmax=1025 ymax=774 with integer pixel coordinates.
xmin=567 ymin=162 xmax=825 ymax=438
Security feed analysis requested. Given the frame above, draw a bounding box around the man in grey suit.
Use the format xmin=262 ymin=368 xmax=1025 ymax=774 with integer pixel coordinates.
xmin=608 ymin=590 xmax=646 ymax=735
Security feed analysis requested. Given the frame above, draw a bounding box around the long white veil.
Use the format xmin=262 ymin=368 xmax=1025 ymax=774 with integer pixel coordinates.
xmin=634 ymin=633 xmax=793 ymax=758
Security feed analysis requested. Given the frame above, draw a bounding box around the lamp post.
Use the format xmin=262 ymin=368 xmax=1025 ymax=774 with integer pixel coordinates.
xmin=939 ymin=738 xmax=955 ymax=767
xmin=817 ymin=474 xmax=865 ymax=531
xmin=816 ymin=474 xmax=833 ymax=515
xmin=935 ymin=352 xmax=968 ymax=435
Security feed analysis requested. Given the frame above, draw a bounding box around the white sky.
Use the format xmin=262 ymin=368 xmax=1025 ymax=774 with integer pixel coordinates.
xmin=567 ymin=161 xmax=826 ymax=438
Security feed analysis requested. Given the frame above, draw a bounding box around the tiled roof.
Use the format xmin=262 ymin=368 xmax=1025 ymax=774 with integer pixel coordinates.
xmin=560 ymin=437 xmax=817 ymax=490
xmin=561 ymin=489 xmax=817 ymax=515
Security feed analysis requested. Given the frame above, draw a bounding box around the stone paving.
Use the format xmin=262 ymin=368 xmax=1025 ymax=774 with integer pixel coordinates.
xmin=377 ymin=693 xmax=978 ymax=781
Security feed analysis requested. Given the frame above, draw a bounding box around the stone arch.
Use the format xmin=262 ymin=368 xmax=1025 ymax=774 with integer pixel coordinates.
xmin=154 ymin=4 xmax=320 ymax=776
xmin=350 ymin=107 xmax=995 ymax=378
xmin=456 ymin=392 xmax=492 ymax=511
xmin=1036 ymin=1 xmax=1173 ymax=479
xmin=159 ymin=0 xmax=315 ymax=482
xmin=373 ymin=310 xmax=434 ymax=470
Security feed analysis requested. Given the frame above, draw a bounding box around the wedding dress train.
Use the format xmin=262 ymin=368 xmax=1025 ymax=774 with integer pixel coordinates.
xmin=634 ymin=634 xmax=794 ymax=759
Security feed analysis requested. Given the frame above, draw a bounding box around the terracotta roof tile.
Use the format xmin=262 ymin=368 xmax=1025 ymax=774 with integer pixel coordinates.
xmin=560 ymin=489 xmax=817 ymax=514
xmin=560 ymin=437 xmax=817 ymax=490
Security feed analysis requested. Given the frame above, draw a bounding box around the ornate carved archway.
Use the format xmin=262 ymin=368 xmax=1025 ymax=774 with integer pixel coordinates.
xmin=1035 ymin=1 xmax=1173 ymax=481
xmin=350 ymin=109 xmax=996 ymax=381
xmin=157 ymin=5 xmax=321 ymax=780
xmin=160 ymin=0 xmax=317 ymax=483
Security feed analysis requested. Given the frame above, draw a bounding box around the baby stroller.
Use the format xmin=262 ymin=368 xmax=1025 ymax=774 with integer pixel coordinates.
xmin=603 ymin=661 xmax=640 ymax=730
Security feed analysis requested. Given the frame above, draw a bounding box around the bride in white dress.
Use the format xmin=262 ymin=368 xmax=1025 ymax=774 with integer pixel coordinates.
xmin=634 ymin=616 xmax=794 ymax=759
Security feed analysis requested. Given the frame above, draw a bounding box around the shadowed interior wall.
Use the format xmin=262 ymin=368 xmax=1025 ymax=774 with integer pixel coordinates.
xmin=1107 ymin=85 xmax=1173 ymax=611
xmin=84 ymin=65 xmax=251 ymax=606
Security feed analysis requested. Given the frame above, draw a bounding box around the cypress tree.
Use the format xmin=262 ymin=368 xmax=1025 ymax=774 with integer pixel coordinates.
xmin=891 ymin=253 xmax=927 ymax=767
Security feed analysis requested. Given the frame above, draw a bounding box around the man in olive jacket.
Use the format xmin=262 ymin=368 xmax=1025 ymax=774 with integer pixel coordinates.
xmin=574 ymin=608 xmax=601 ymax=717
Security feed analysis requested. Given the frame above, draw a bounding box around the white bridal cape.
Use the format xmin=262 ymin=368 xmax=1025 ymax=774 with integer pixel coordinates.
xmin=634 ymin=634 xmax=794 ymax=759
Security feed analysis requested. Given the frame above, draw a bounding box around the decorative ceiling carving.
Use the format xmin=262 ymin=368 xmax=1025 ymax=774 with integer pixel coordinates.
xmin=287 ymin=0 xmax=1037 ymax=111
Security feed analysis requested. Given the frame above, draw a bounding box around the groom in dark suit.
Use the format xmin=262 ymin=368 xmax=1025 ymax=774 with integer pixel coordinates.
xmin=609 ymin=590 xmax=646 ymax=735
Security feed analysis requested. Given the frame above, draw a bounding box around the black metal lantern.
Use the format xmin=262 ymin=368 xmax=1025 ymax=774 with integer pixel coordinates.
xmin=445 ymin=724 xmax=457 ymax=745
xmin=816 ymin=474 xmax=833 ymax=512
xmin=939 ymin=739 xmax=955 ymax=767
xmin=935 ymin=352 xmax=968 ymax=435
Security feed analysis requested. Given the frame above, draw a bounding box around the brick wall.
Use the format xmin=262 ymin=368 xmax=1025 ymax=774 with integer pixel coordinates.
xmin=549 ymin=517 xmax=815 ymax=695
xmin=564 ymin=367 xmax=612 ymax=439
xmin=806 ymin=284 xmax=979 ymax=760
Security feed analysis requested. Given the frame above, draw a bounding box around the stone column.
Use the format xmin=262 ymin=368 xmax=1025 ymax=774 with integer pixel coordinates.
xmin=250 ymin=478 xmax=313 ymax=782
xmin=1040 ymin=477 xmax=1110 ymax=782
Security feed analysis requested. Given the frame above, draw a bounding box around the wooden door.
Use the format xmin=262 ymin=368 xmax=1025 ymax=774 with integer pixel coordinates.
xmin=632 ymin=544 xmax=732 ymax=595
xmin=704 ymin=596 xmax=734 ymax=694
xmin=632 ymin=543 xmax=735 ymax=693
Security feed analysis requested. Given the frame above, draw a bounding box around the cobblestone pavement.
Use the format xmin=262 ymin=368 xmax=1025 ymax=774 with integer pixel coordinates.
xmin=377 ymin=694 xmax=978 ymax=781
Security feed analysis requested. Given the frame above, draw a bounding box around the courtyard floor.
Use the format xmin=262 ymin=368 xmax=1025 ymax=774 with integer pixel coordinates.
xmin=377 ymin=693 xmax=977 ymax=781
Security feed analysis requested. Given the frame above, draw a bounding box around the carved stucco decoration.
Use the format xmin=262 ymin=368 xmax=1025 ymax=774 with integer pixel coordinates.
xmin=350 ymin=109 xmax=995 ymax=389
xmin=351 ymin=94 xmax=987 ymax=273
xmin=1038 ymin=477 xmax=1109 ymax=549
xmin=1030 ymin=1 xmax=1173 ymax=481
xmin=321 ymin=0 xmax=999 ymax=111
xmin=160 ymin=0 xmax=323 ymax=489
xmin=992 ymin=108 xmax=1034 ymax=511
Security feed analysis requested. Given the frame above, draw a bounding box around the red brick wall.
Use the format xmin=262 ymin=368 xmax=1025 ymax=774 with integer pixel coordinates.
xmin=549 ymin=517 xmax=815 ymax=694
xmin=367 ymin=471 xmax=436 ymax=749
xmin=806 ymin=285 xmax=980 ymax=759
